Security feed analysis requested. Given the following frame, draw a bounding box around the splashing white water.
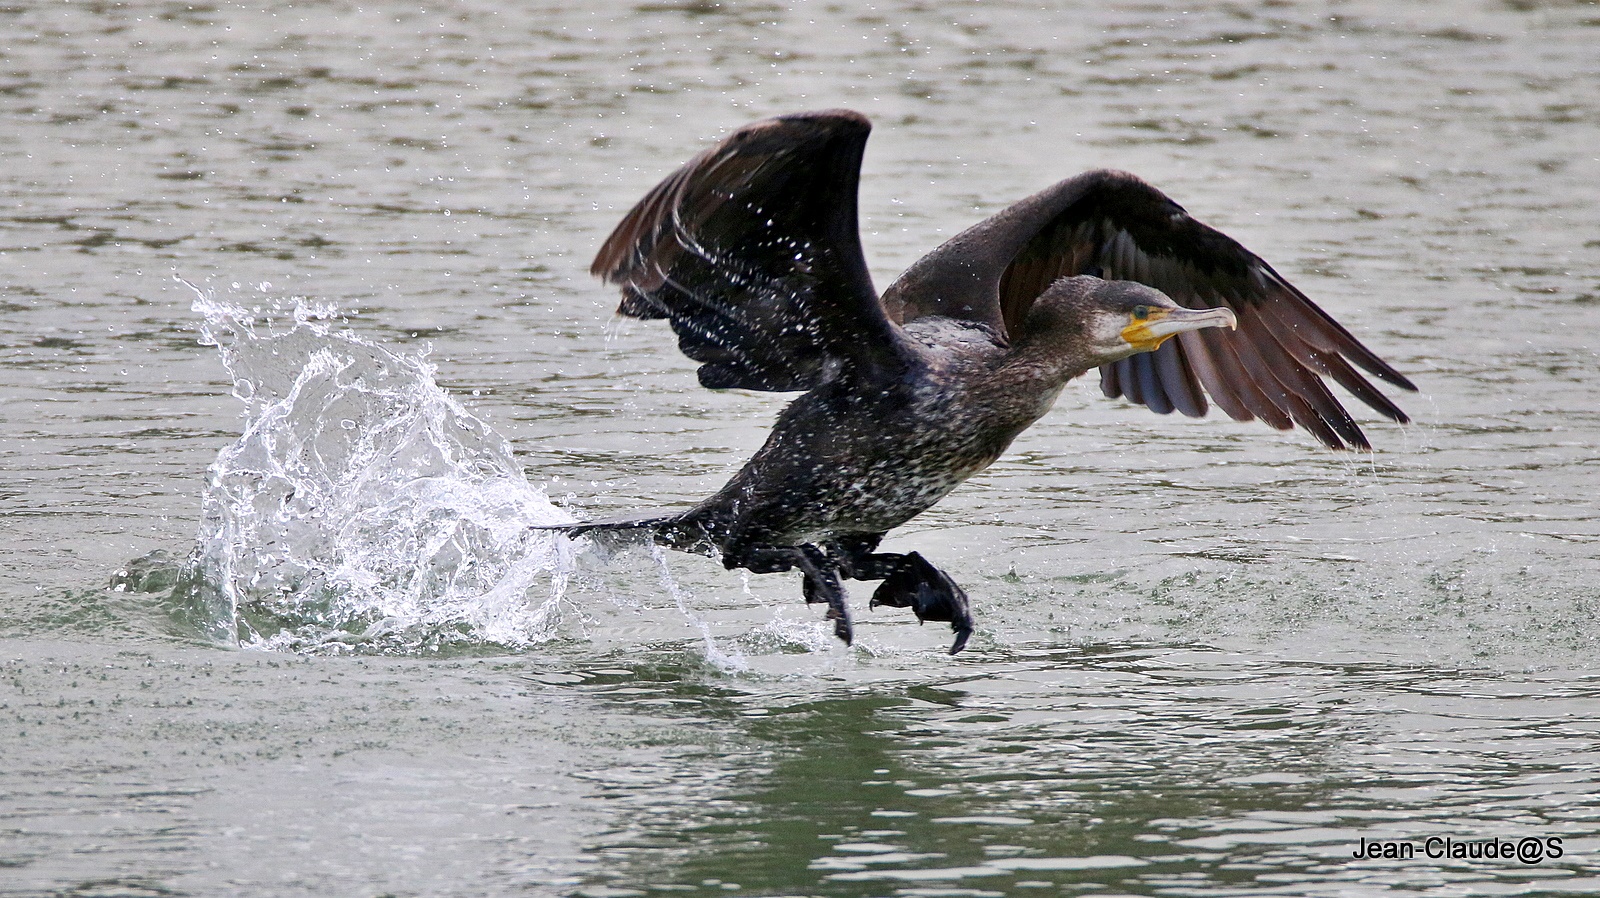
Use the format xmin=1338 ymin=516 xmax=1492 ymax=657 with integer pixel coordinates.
xmin=648 ymin=545 xmax=749 ymax=673
xmin=190 ymin=287 xmax=577 ymax=653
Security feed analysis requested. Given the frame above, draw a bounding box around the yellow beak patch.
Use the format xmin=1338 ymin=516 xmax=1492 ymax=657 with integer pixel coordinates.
xmin=1121 ymin=306 xmax=1239 ymax=353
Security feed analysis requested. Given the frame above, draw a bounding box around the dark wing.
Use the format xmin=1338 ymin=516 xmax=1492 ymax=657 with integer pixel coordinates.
xmin=881 ymin=170 xmax=1416 ymax=450
xmin=591 ymin=109 xmax=910 ymax=392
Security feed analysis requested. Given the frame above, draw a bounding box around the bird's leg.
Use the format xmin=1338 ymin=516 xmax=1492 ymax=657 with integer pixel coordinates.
xmin=727 ymin=545 xmax=853 ymax=646
xmin=798 ymin=547 xmax=853 ymax=646
xmin=823 ymin=533 xmax=904 ymax=581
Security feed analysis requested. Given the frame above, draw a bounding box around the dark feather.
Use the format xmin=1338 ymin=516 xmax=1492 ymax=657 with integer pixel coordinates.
xmin=592 ymin=109 xmax=911 ymax=392
xmin=882 ymin=168 xmax=1415 ymax=449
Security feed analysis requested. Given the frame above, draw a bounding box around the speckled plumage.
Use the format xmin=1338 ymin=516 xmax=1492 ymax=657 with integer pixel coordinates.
xmin=658 ymin=317 xmax=1069 ymax=556
xmin=556 ymin=109 xmax=1412 ymax=652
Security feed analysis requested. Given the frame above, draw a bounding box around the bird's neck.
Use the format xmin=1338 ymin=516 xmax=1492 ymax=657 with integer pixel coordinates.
xmin=956 ymin=340 xmax=1097 ymax=436
xmin=997 ymin=334 xmax=1099 ymax=393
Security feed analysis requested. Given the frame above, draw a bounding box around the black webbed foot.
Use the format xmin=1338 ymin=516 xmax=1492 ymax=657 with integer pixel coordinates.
xmin=800 ymin=561 xmax=853 ymax=646
xmin=869 ymin=552 xmax=973 ymax=655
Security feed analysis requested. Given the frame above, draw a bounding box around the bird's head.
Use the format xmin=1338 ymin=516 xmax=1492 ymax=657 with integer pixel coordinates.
xmin=1018 ymin=275 xmax=1237 ymax=367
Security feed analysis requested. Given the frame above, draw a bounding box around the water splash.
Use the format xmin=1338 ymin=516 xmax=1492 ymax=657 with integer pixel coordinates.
xmin=648 ymin=544 xmax=749 ymax=673
xmin=188 ymin=286 xmax=577 ymax=653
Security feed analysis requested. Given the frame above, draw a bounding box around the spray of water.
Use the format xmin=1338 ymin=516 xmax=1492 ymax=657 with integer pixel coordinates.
xmin=648 ymin=545 xmax=749 ymax=672
xmin=188 ymin=285 xmax=577 ymax=653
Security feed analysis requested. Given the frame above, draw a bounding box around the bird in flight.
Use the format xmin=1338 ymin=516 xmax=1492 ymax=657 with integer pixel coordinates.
xmin=553 ymin=109 xmax=1414 ymax=654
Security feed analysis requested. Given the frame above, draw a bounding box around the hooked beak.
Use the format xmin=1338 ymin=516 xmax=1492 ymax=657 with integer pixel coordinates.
xmin=1122 ymin=306 xmax=1238 ymax=352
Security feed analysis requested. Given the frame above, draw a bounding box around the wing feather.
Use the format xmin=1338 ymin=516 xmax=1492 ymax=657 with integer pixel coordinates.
xmin=1155 ymin=336 xmax=1207 ymax=417
xmin=884 ymin=169 xmax=1414 ymax=448
xmin=592 ymin=110 xmax=910 ymax=392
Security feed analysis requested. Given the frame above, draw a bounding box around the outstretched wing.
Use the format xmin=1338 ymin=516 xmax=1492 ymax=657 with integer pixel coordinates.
xmin=881 ymin=170 xmax=1416 ymax=449
xmin=591 ymin=109 xmax=909 ymax=392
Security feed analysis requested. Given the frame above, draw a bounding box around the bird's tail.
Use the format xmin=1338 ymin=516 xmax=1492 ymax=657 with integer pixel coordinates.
xmin=531 ymin=511 xmax=708 ymax=553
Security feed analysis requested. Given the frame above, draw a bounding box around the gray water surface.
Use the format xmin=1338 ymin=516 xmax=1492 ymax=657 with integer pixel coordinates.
xmin=4 ymin=1 xmax=1600 ymax=895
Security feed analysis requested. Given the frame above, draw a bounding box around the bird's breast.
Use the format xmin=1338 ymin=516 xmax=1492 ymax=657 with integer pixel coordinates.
xmin=793 ymin=383 xmax=1039 ymax=533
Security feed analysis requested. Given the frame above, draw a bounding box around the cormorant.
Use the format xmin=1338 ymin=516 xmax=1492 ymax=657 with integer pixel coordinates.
xmin=554 ymin=109 xmax=1414 ymax=654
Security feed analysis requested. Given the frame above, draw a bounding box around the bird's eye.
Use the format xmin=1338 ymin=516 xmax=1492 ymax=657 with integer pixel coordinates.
xmin=1133 ymin=305 xmax=1150 ymax=320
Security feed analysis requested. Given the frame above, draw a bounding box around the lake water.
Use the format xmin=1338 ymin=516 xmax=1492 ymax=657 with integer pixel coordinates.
xmin=3 ymin=1 xmax=1599 ymax=895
